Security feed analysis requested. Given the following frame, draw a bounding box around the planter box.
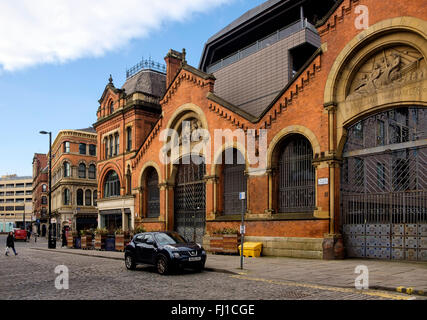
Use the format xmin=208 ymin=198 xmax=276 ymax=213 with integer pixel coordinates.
xmin=95 ymin=234 xmax=106 ymax=250
xmin=115 ymin=234 xmax=131 ymax=252
xmin=81 ymin=235 xmax=93 ymax=250
xmin=209 ymin=234 xmax=240 ymax=254
xmin=66 ymin=235 xmax=74 ymax=248
xmin=222 ymin=234 xmax=241 ymax=254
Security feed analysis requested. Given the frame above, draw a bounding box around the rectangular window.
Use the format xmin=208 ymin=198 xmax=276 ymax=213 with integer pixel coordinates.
xmin=109 ymin=136 xmax=113 ymax=157
xmin=127 ymin=127 xmax=132 ymax=152
xmin=115 ymin=134 xmax=119 ymax=155
xmin=64 ymin=141 xmax=70 ymax=153
xmin=26 ymin=190 xmax=32 ymax=195
xmin=6 ymin=191 xmax=14 ymax=196
xmin=15 ymin=183 xmax=24 ymax=188
xmin=89 ymin=144 xmax=96 ymax=156
xmin=15 ymin=206 xmax=24 ymax=211
xmin=104 ymin=138 xmax=108 ymax=159
xmin=79 ymin=143 xmax=86 ymax=155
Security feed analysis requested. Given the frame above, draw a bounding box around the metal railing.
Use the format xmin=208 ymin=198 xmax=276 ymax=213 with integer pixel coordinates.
xmin=126 ymin=57 xmax=166 ymax=79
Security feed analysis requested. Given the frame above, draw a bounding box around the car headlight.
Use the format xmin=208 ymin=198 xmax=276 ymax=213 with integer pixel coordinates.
xmin=172 ymin=252 xmax=180 ymax=258
xmin=201 ymin=250 xmax=206 ymax=255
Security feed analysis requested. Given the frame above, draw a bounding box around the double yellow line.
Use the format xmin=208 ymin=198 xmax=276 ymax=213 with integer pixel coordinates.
xmin=230 ymin=274 xmax=415 ymax=300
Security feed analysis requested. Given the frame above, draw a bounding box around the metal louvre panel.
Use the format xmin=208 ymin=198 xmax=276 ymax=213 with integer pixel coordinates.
xmin=278 ymin=135 xmax=315 ymax=213
xmin=342 ymin=107 xmax=427 ymax=261
xmin=174 ymin=155 xmax=206 ymax=243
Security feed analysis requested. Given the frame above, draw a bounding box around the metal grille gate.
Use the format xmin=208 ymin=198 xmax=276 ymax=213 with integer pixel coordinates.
xmin=224 ymin=149 xmax=247 ymax=215
xmin=341 ymin=107 xmax=427 ymax=260
xmin=174 ymin=155 xmax=206 ymax=243
xmin=278 ymin=135 xmax=315 ymax=212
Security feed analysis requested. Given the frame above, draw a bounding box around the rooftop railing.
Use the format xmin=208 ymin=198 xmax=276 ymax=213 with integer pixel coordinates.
xmin=126 ymin=57 xmax=166 ymax=79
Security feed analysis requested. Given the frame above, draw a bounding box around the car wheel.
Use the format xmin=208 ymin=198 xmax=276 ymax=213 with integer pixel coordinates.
xmin=125 ymin=254 xmax=136 ymax=270
xmin=194 ymin=263 xmax=205 ymax=273
xmin=156 ymin=255 xmax=169 ymax=275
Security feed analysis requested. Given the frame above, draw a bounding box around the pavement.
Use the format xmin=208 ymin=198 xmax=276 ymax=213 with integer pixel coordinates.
xmin=29 ymin=240 xmax=427 ymax=298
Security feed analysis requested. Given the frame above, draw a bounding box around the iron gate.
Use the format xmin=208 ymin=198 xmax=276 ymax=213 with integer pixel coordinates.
xmin=341 ymin=107 xmax=427 ymax=260
xmin=278 ymin=135 xmax=315 ymax=212
xmin=174 ymin=155 xmax=206 ymax=243
xmin=223 ymin=149 xmax=247 ymax=215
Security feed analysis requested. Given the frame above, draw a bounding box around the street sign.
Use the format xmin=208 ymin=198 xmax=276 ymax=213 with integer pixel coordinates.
xmin=240 ymin=225 xmax=246 ymax=234
xmin=239 ymin=192 xmax=246 ymax=200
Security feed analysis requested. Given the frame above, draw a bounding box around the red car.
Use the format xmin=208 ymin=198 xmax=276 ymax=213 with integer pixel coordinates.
xmin=14 ymin=229 xmax=27 ymax=241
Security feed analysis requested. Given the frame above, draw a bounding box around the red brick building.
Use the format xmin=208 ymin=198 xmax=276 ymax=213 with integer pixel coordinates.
xmin=95 ymin=0 xmax=427 ymax=260
xmin=32 ymin=153 xmax=48 ymax=236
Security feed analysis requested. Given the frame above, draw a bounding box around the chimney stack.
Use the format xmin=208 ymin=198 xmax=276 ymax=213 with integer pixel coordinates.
xmin=164 ymin=49 xmax=185 ymax=88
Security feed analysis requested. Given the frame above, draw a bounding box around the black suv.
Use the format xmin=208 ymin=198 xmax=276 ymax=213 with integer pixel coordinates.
xmin=124 ymin=231 xmax=207 ymax=274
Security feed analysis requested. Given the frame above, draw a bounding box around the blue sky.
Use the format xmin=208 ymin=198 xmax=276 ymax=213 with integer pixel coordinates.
xmin=0 ymin=0 xmax=265 ymax=177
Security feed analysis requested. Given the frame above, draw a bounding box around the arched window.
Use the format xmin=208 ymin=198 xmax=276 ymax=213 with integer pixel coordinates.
xmin=278 ymin=135 xmax=315 ymax=212
xmin=63 ymin=188 xmax=70 ymax=205
xmin=78 ymin=163 xmax=86 ymax=178
xmin=63 ymin=162 xmax=71 ymax=177
xmin=109 ymin=101 xmax=114 ymax=114
xmin=109 ymin=135 xmax=113 ymax=157
xmin=104 ymin=171 xmax=120 ymax=198
xmin=93 ymin=190 xmax=97 ymax=206
xmin=146 ymin=167 xmax=160 ymax=218
xmin=42 ymin=184 xmax=47 ymax=192
xmin=223 ymin=149 xmax=247 ymax=215
xmin=41 ymin=196 xmax=47 ymax=205
xmin=88 ymin=164 xmax=96 ymax=179
xmin=77 ymin=189 xmax=84 ymax=206
xmin=85 ymin=190 xmax=92 ymax=206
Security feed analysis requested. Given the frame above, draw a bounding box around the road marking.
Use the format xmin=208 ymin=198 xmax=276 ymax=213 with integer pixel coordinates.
xmin=230 ymin=275 xmax=413 ymax=300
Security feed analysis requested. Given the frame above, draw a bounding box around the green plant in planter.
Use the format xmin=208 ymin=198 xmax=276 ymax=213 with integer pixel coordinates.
xmin=95 ymin=227 xmax=108 ymax=236
xmin=115 ymin=227 xmax=124 ymax=235
xmin=212 ymin=227 xmax=238 ymax=235
xmin=134 ymin=226 xmax=146 ymax=234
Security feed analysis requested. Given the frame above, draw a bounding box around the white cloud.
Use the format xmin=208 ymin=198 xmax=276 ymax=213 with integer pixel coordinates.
xmin=0 ymin=0 xmax=229 ymax=71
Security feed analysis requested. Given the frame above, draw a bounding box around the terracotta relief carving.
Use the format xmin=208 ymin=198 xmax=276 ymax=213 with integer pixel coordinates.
xmin=347 ymin=46 xmax=426 ymax=100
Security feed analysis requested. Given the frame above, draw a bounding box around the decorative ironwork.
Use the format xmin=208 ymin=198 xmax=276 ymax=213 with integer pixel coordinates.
xmin=223 ymin=149 xmax=247 ymax=215
xmin=278 ymin=135 xmax=315 ymax=212
xmin=126 ymin=57 xmax=166 ymax=79
xmin=146 ymin=168 xmax=160 ymax=218
xmin=342 ymin=107 xmax=427 ymax=261
xmin=174 ymin=155 xmax=206 ymax=243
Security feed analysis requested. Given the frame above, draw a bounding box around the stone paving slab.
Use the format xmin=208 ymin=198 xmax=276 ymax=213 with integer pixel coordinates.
xmin=31 ymin=246 xmax=427 ymax=297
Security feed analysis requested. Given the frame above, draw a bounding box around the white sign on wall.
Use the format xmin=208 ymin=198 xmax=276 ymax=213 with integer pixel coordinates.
xmin=318 ymin=178 xmax=329 ymax=186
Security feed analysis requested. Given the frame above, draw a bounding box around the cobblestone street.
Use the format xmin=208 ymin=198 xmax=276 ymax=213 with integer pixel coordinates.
xmin=0 ymin=236 xmax=421 ymax=300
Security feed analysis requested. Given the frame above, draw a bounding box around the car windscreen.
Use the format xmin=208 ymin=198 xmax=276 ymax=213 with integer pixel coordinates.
xmin=154 ymin=233 xmax=188 ymax=246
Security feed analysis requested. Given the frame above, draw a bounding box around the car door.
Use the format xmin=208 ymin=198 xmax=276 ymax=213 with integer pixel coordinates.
xmin=134 ymin=234 xmax=146 ymax=262
xmin=141 ymin=234 xmax=157 ymax=264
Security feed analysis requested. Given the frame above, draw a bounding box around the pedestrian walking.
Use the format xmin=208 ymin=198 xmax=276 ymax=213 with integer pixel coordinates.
xmin=27 ymin=229 xmax=31 ymax=242
xmin=5 ymin=231 xmax=18 ymax=256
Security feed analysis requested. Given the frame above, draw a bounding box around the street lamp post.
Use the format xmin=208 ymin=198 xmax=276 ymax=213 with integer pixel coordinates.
xmin=40 ymin=131 xmax=55 ymax=249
